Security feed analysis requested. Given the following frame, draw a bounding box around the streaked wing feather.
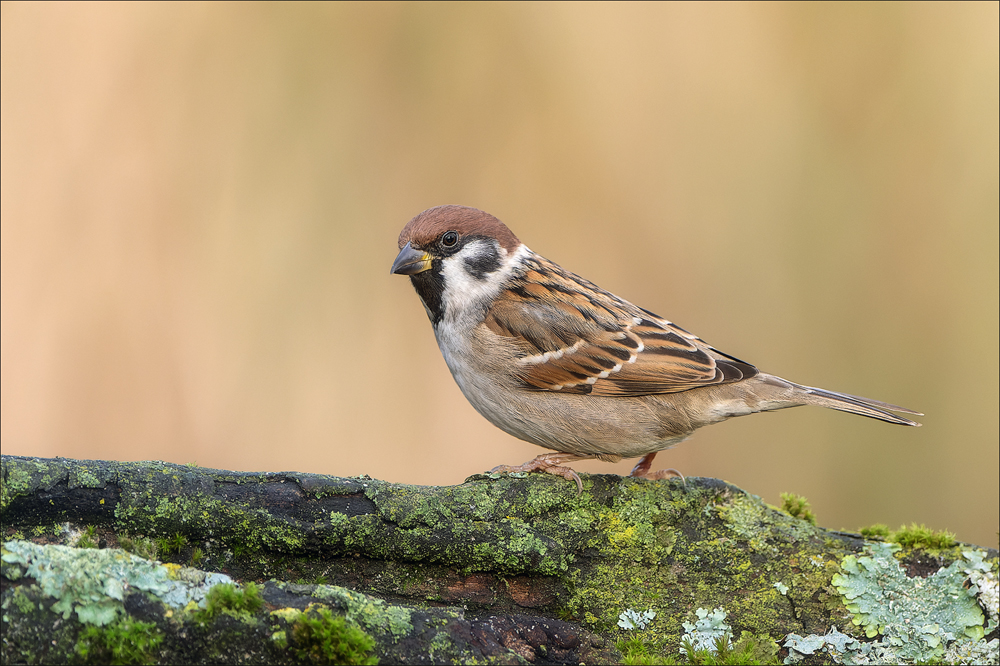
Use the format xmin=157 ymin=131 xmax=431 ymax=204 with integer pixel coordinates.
xmin=483 ymin=255 xmax=757 ymax=396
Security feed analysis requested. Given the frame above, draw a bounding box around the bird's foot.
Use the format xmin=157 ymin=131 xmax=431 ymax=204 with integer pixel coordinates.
xmin=490 ymin=452 xmax=590 ymax=493
xmin=629 ymin=453 xmax=687 ymax=486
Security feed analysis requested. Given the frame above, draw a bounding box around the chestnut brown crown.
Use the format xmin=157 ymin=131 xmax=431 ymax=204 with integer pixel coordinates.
xmin=397 ymin=205 xmax=521 ymax=253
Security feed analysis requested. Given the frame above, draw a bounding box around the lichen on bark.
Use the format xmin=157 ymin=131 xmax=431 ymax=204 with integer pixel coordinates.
xmin=2 ymin=454 xmax=996 ymax=664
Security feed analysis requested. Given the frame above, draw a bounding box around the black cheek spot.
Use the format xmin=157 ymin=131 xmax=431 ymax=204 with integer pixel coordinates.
xmin=463 ymin=248 xmax=502 ymax=280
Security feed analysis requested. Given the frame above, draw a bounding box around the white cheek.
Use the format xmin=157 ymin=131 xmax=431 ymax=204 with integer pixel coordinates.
xmin=440 ymin=243 xmax=529 ymax=328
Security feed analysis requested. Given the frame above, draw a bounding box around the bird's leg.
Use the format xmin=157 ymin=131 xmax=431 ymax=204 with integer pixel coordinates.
xmin=629 ymin=452 xmax=656 ymax=476
xmin=490 ymin=452 xmax=594 ymax=493
xmin=629 ymin=452 xmax=686 ymax=485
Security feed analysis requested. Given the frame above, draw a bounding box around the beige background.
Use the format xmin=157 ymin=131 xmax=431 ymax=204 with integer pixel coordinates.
xmin=2 ymin=2 xmax=997 ymax=547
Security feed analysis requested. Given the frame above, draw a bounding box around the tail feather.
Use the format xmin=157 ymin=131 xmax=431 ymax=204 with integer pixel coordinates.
xmin=795 ymin=384 xmax=922 ymax=426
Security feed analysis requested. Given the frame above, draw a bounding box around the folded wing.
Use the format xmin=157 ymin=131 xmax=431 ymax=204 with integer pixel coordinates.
xmin=483 ymin=256 xmax=757 ymax=396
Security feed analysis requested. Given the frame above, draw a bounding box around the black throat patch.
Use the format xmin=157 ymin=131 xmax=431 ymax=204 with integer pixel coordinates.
xmin=409 ymin=261 xmax=446 ymax=325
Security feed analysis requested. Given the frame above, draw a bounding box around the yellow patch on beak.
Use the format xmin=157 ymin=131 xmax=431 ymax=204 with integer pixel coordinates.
xmin=391 ymin=241 xmax=433 ymax=275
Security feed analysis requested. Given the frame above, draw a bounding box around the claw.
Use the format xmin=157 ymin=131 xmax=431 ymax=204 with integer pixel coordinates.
xmin=489 ymin=452 xmax=591 ymax=494
xmin=629 ymin=453 xmax=687 ymax=487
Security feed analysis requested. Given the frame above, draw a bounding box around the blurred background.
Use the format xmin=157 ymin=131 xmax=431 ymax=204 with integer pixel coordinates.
xmin=2 ymin=2 xmax=997 ymax=547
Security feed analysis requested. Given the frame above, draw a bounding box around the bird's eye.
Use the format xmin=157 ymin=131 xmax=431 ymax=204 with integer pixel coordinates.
xmin=441 ymin=231 xmax=459 ymax=248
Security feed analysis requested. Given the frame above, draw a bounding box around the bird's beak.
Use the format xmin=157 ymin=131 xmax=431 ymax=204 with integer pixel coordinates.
xmin=391 ymin=241 xmax=433 ymax=275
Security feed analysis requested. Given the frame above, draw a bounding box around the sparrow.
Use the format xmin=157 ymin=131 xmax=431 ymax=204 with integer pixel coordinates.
xmin=391 ymin=205 xmax=922 ymax=491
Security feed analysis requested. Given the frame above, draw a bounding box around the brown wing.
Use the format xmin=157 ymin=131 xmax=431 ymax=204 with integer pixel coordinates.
xmin=483 ymin=255 xmax=757 ymax=396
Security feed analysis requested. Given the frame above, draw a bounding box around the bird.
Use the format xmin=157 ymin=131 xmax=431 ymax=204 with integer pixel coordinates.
xmin=391 ymin=205 xmax=921 ymax=491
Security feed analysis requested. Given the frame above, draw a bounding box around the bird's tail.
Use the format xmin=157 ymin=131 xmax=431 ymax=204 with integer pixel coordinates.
xmin=790 ymin=382 xmax=923 ymax=426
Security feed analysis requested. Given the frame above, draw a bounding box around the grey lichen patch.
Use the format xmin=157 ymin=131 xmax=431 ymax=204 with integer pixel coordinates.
xmin=784 ymin=626 xmax=869 ymax=663
xmin=962 ymin=549 xmax=999 ymax=631
xmin=718 ymin=491 xmax=819 ymax=553
xmin=941 ymin=637 xmax=1000 ymax=665
xmin=827 ymin=542 xmax=996 ymax=663
xmin=784 ymin=627 xmax=1000 ymax=665
xmin=0 ymin=540 xmax=240 ymax=627
xmin=312 ymin=583 xmax=414 ymax=638
xmin=159 ymin=562 xmax=235 ymax=609
xmin=681 ymin=606 xmax=733 ymax=651
xmin=1 ymin=540 xmax=173 ymax=625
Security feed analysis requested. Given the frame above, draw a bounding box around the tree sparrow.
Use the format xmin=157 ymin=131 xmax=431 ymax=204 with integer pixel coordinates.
xmin=391 ymin=206 xmax=921 ymax=490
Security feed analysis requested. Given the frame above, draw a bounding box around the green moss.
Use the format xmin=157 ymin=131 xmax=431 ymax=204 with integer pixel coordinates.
xmin=76 ymin=616 xmax=163 ymax=665
xmin=194 ymin=582 xmax=263 ymax=622
xmin=289 ymin=607 xmax=377 ymax=665
xmin=4 ymin=585 xmax=37 ymax=616
xmin=676 ymin=632 xmax=781 ymax=665
xmin=559 ymin=481 xmax=682 ymax=632
xmin=157 ymin=532 xmax=188 ymax=556
xmin=76 ymin=525 xmax=99 ymax=549
xmin=327 ymin=481 xmax=577 ymax=577
xmin=779 ymin=493 xmax=816 ymax=525
xmin=859 ymin=523 xmax=890 ymax=539
xmin=617 ymin=637 xmax=663 ymax=665
xmin=428 ymin=630 xmax=460 ymax=662
xmin=117 ymin=536 xmax=151 ymax=559
xmin=110 ymin=463 xmax=310 ymax=571
xmin=68 ymin=466 xmax=104 ymax=491
xmin=890 ymin=523 xmax=957 ymax=551
xmin=598 ymin=483 xmax=677 ymax=563
xmin=554 ymin=478 xmax=835 ymax=646
xmin=0 ymin=458 xmax=67 ymax=514
xmin=618 ymin=630 xmax=780 ymax=665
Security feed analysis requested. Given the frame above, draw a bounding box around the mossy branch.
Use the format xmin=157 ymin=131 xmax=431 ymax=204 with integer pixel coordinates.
xmin=2 ymin=455 xmax=996 ymax=665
